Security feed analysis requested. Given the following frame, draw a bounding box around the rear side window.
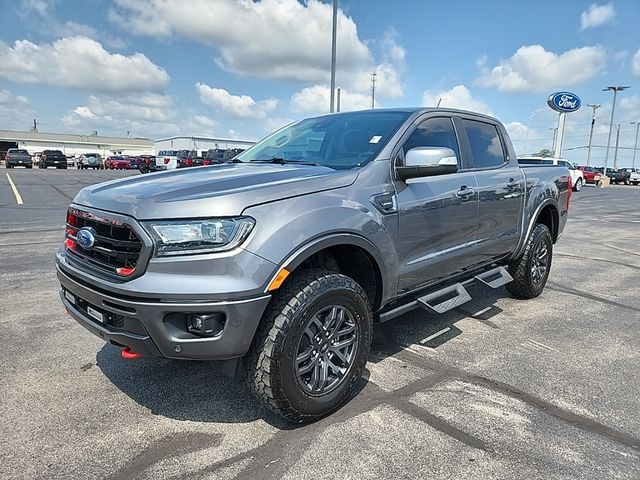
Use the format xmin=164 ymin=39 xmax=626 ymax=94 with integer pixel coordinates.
xmin=403 ymin=117 xmax=460 ymax=161
xmin=462 ymin=119 xmax=506 ymax=169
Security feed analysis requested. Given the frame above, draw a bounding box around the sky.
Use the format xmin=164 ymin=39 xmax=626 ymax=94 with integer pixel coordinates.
xmin=0 ymin=0 xmax=639 ymax=166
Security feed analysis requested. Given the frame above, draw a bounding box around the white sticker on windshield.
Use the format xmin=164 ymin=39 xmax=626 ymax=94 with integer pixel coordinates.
xmin=369 ymin=135 xmax=382 ymax=144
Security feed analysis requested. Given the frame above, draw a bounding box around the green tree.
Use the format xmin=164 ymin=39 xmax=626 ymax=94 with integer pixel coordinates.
xmin=533 ymin=149 xmax=552 ymax=158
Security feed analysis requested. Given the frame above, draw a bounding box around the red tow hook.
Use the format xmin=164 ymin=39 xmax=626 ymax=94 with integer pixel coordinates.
xmin=121 ymin=346 xmax=143 ymax=360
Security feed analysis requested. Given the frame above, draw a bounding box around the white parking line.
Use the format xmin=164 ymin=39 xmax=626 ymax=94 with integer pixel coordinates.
xmin=6 ymin=173 xmax=23 ymax=205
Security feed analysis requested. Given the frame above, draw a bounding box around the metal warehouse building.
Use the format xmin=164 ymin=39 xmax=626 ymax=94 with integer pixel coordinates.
xmin=154 ymin=136 xmax=256 ymax=154
xmin=0 ymin=130 xmax=154 ymax=160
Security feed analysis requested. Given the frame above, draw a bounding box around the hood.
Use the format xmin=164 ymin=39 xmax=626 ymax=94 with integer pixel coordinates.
xmin=73 ymin=163 xmax=358 ymax=219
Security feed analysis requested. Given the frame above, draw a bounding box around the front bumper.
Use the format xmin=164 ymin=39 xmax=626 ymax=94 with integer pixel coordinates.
xmin=58 ymin=265 xmax=271 ymax=360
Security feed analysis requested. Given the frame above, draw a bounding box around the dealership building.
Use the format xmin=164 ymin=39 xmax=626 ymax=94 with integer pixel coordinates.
xmin=154 ymin=135 xmax=256 ymax=154
xmin=0 ymin=130 xmax=257 ymax=161
xmin=0 ymin=130 xmax=154 ymax=159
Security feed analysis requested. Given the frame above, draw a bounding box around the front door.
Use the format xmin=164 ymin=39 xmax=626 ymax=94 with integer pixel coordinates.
xmin=394 ymin=116 xmax=479 ymax=293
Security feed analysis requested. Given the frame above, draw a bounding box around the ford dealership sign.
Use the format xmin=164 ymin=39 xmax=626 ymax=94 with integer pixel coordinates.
xmin=547 ymin=92 xmax=581 ymax=113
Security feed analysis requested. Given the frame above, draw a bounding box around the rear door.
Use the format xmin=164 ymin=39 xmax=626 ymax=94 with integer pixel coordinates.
xmin=458 ymin=117 xmax=525 ymax=264
xmin=394 ymin=115 xmax=480 ymax=292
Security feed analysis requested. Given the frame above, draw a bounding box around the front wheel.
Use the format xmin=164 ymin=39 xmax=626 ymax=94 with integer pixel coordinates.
xmin=245 ymin=269 xmax=372 ymax=423
xmin=573 ymin=178 xmax=583 ymax=192
xmin=506 ymin=223 xmax=553 ymax=299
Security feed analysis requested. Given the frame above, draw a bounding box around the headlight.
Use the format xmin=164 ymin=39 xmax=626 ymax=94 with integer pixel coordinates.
xmin=144 ymin=217 xmax=255 ymax=256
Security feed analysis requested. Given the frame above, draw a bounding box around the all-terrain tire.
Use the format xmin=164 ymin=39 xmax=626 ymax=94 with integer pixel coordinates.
xmin=244 ymin=269 xmax=372 ymax=423
xmin=506 ymin=223 xmax=553 ymax=299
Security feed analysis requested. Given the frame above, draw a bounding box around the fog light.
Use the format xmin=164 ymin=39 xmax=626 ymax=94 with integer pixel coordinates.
xmin=187 ymin=313 xmax=225 ymax=337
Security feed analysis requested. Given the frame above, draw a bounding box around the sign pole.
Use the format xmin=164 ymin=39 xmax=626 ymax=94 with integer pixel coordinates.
xmin=554 ymin=113 xmax=566 ymax=157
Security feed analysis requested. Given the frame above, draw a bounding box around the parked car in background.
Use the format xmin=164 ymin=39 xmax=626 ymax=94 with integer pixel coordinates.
xmin=138 ymin=155 xmax=157 ymax=174
xmin=77 ymin=153 xmax=103 ymax=170
xmin=66 ymin=155 xmax=76 ymax=168
xmin=597 ymin=167 xmax=630 ymax=185
xmin=202 ymin=148 xmax=246 ymax=165
xmin=176 ymin=150 xmax=199 ymax=168
xmin=5 ymin=148 xmax=33 ymax=168
xmin=577 ymin=166 xmax=602 ymax=185
xmin=32 ymin=152 xmax=42 ymax=167
xmin=105 ymin=156 xmax=130 ymax=170
xmin=128 ymin=156 xmax=143 ymax=170
xmin=155 ymin=150 xmax=179 ymax=170
xmin=620 ymin=168 xmax=640 ymax=185
xmin=39 ymin=150 xmax=68 ymax=169
xmin=518 ymin=157 xmax=584 ymax=191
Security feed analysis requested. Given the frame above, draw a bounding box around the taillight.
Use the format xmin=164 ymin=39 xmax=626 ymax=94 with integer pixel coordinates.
xmin=566 ymin=176 xmax=572 ymax=209
xmin=164 ymin=158 xmax=170 ymax=164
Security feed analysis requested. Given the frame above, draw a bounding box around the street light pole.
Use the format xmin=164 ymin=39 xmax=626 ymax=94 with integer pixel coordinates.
xmin=603 ymin=86 xmax=630 ymax=177
xmin=586 ymin=103 xmax=600 ymax=166
xmin=613 ymin=123 xmax=621 ymax=171
xmin=631 ymin=121 xmax=640 ymax=170
xmin=329 ymin=0 xmax=338 ymax=113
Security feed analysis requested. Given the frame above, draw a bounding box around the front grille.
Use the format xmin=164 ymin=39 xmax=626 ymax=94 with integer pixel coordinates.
xmin=65 ymin=208 xmax=143 ymax=278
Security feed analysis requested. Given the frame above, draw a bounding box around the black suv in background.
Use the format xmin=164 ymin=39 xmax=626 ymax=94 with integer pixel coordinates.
xmin=5 ymin=148 xmax=33 ymax=168
xmin=203 ymin=148 xmax=245 ymax=165
xmin=39 ymin=150 xmax=68 ymax=169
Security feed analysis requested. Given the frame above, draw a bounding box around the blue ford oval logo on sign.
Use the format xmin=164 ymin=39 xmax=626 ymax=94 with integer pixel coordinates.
xmin=76 ymin=228 xmax=96 ymax=250
xmin=547 ymin=92 xmax=581 ymax=113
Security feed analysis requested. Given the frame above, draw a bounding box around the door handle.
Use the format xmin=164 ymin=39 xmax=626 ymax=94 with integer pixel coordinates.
xmin=456 ymin=186 xmax=475 ymax=198
xmin=507 ymin=178 xmax=520 ymax=189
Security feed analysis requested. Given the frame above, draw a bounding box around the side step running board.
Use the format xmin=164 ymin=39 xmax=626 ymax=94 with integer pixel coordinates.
xmin=377 ymin=265 xmax=514 ymax=323
xmin=417 ymin=283 xmax=471 ymax=314
xmin=472 ymin=266 xmax=513 ymax=289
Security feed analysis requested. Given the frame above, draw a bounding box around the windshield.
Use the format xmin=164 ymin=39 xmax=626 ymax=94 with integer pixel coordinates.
xmin=235 ymin=111 xmax=411 ymax=170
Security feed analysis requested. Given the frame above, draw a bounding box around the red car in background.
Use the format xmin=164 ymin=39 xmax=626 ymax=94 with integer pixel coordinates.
xmin=105 ymin=155 xmax=130 ymax=169
xmin=577 ymin=166 xmax=602 ymax=184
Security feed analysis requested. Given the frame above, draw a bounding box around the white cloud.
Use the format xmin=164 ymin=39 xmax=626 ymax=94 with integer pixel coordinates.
xmin=619 ymin=95 xmax=639 ymax=112
xmin=19 ymin=0 xmax=52 ymax=17
xmin=61 ymin=93 xmax=185 ymax=138
xmin=633 ymin=49 xmax=640 ymax=76
xmin=0 ymin=89 xmax=34 ymax=130
xmin=110 ymin=0 xmax=404 ymax=98
xmin=290 ymin=85 xmax=371 ymax=115
xmin=477 ymin=45 xmax=606 ymax=93
xmin=193 ymin=115 xmax=218 ymax=129
xmin=0 ymin=37 xmax=168 ymax=93
xmin=422 ymin=85 xmax=493 ymax=116
xmin=263 ymin=117 xmax=295 ymax=132
xmin=196 ymin=83 xmax=277 ymax=119
xmin=580 ymin=3 xmax=616 ymax=30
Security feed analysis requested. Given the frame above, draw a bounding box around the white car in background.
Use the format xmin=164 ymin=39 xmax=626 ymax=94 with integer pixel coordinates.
xmin=155 ymin=150 xmax=179 ymax=170
xmin=518 ymin=157 xmax=585 ymax=191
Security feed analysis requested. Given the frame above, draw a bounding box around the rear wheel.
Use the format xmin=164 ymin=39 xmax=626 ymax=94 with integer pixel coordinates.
xmin=245 ymin=269 xmax=372 ymax=423
xmin=506 ymin=223 xmax=553 ymax=299
xmin=573 ymin=178 xmax=583 ymax=192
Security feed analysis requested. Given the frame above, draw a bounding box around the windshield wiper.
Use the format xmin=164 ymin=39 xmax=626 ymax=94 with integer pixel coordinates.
xmin=249 ymin=158 xmax=320 ymax=166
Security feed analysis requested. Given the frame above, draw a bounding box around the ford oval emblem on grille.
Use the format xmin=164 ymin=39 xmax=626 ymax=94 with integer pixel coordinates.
xmin=76 ymin=228 xmax=96 ymax=250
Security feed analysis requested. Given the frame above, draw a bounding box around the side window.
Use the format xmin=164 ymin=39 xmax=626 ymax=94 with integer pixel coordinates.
xmin=402 ymin=117 xmax=460 ymax=162
xmin=462 ymin=119 xmax=506 ymax=169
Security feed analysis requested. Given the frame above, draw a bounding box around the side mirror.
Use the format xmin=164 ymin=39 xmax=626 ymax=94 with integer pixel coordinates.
xmin=396 ymin=147 xmax=458 ymax=181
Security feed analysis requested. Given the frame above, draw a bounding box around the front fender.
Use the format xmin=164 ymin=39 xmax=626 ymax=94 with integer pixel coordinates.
xmin=242 ymin=189 xmax=399 ymax=304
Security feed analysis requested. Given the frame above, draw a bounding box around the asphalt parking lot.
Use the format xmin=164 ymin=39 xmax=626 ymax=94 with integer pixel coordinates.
xmin=1 ymin=168 xmax=639 ymax=479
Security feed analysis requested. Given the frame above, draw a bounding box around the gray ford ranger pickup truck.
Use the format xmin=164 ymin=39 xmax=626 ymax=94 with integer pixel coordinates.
xmin=57 ymin=108 xmax=570 ymax=422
